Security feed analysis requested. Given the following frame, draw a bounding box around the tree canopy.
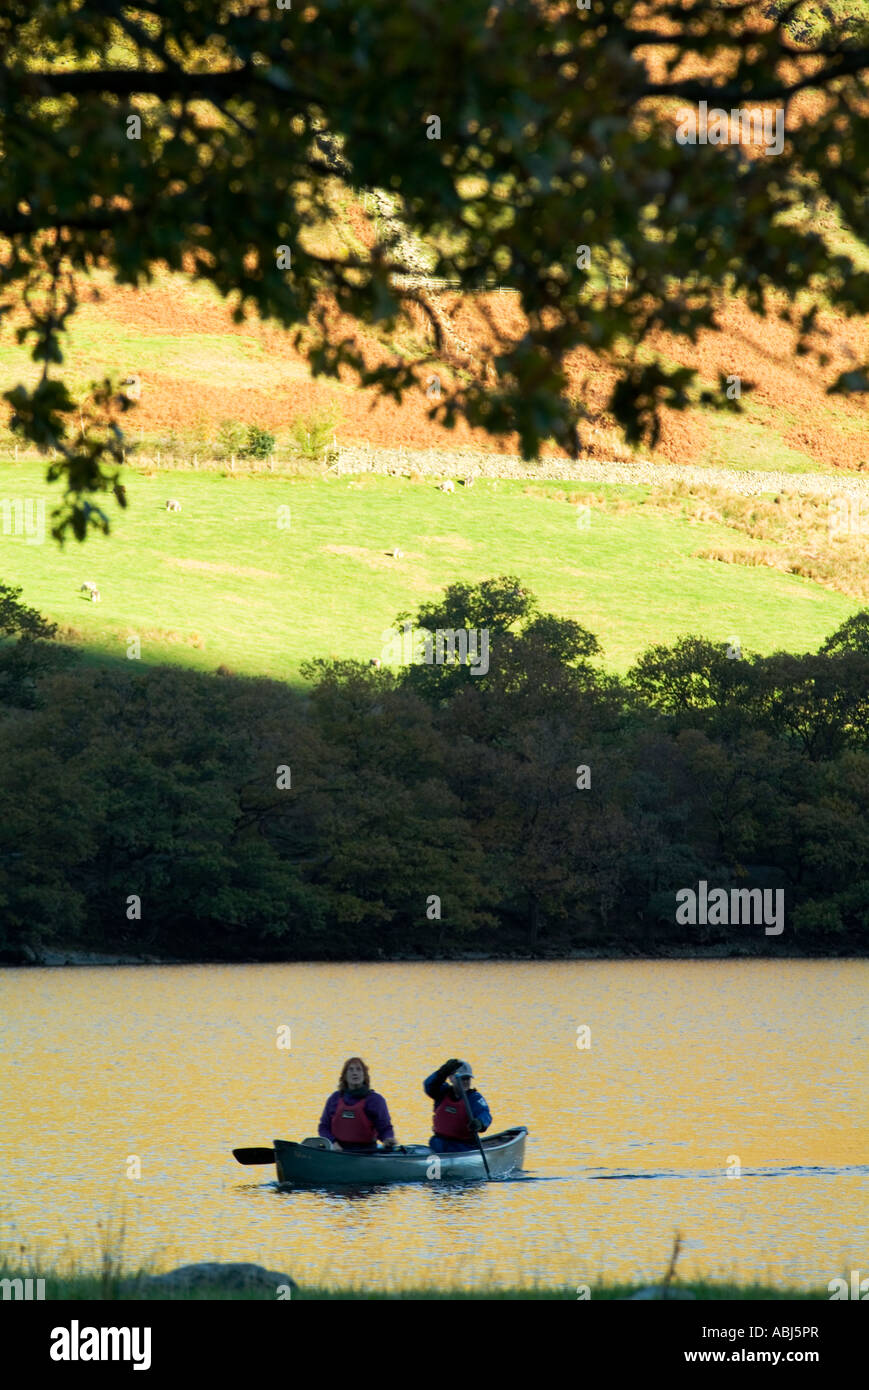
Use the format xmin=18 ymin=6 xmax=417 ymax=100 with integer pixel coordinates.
xmin=4 ymin=585 xmax=869 ymax=960
xmin=0 ymin=0 xmax=866 ymax=538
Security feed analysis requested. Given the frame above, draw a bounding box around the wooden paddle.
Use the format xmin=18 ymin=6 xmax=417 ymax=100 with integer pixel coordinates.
xmin=232 ymin=1147 xmax=275 ymax=1165
xmin=456 ymin=1076 xmax=491 ymax=1180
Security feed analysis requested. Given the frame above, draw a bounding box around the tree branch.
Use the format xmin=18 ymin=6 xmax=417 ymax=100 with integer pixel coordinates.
xmin=0 ymin=211 xmax=126 ymax=236
xmin=7 ymin=66 xmax=294 ymax=101
xmin=640 ymin=48 xmax=869 ymax=102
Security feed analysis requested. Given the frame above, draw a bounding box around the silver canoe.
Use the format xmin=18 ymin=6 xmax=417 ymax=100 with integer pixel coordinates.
xmin=273 ymin=1127 xmax=527 ymax=1185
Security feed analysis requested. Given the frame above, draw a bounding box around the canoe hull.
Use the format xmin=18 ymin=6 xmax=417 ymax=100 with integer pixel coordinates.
xmin=273 ymin=1127 xmax=527 ymax=1185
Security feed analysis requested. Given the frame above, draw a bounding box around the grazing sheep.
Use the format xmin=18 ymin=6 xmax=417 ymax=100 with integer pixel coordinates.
xmin=166 ymin=499 xmax=182 ymax=512
xmin=369 ymin=657 xmax=382 ymax=668
xmin=80 ymin=581 xmax=98 ymax=596
xmin=440 ymin=480 xmax=455 ymax=493
xmin=90 ymin=587 xmax=101 ymax=603
xmin=462 ymin=476 xmax=475 ymax=488
xmin=390 ymin=547 xmax=404 ymax=559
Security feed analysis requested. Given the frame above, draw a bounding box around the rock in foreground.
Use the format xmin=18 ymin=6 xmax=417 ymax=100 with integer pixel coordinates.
xmin=135 ymin=1262 xmax=297 ymax=1294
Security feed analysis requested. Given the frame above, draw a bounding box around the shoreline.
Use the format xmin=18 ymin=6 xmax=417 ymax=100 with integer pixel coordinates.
xmin=0 ymin=1264 xmax=834 ymax=1301
xmin=4 ymin=944 xmax=865 ymax=967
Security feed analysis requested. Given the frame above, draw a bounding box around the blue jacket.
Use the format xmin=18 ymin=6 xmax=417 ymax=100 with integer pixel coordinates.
xmin=424 ymin=1069 xmax=492 ymax=1152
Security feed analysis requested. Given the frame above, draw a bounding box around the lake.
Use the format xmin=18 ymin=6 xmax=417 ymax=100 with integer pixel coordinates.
xmin=2 ymin=960 xmax=866 ymax=1292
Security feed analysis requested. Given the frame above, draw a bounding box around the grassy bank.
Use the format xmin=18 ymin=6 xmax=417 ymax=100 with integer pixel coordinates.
xmin=0 ymin=1266 xmax=831 ymax=1300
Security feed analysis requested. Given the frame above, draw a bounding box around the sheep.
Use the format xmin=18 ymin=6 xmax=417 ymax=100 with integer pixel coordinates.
xmin=369 ymin=657 xmax=382 ymax=668
xmin=166 ymin=499 xmax=182 ymax=512
xmin=462 ymin=476 xmax=475 ymax=488
xmin=80 ymin=582 xmax=98 ymax=596
xmin=89 ymin=587 xmax=101 ymax=603
xmin=389 ymin=547 xmax=404 ymax=559
xmin=440 ymin=479 xmax=455 ymax=493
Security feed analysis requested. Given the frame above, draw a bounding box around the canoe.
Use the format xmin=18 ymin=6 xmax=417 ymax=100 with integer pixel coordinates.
xmin=273 ymin=1126 xmax=527 ymax=1185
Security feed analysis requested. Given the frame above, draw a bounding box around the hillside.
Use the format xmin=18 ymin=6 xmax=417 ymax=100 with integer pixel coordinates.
xmin=1 ymin=462 xmax=860 ymax=678
xmin=1 ymin=255 xmax=866 ymax=474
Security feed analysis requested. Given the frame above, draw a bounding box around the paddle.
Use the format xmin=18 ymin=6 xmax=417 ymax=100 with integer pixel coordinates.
xmin=455 ymin=1075 xmax=491 ymax=1180
xmin=232 ymin=1147 xmax=275 ymax=1165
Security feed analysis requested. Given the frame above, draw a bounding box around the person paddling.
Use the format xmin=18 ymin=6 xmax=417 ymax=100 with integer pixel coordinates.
xmin=424 ymin=1058 xmax=491 ymax=1152
xmin=318 ymin=1057 xmax=397 ymax=1153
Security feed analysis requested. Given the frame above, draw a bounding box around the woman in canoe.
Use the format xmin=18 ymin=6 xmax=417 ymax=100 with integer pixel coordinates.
xmin=318 ymin=1056 xmax=397 ymax=1153
xmin=424 ymin=1058 xmax=491 ymax=1152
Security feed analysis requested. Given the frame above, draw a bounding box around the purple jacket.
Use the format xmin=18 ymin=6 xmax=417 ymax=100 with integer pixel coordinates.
xmin=318 ymin=1089 xmax=395 ymax=1143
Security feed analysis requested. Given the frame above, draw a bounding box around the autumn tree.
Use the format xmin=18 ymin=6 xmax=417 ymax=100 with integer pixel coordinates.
xmin=0 ymin=0 xmax=866 ymax=538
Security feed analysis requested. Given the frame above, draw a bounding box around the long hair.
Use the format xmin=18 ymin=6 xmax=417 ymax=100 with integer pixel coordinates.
xmin=338 ymin=1056 xmax=370 ymax=1092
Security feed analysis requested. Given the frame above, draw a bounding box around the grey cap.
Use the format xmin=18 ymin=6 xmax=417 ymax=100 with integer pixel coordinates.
xmin=452 ymin=1061 xmax=473 ymax=1079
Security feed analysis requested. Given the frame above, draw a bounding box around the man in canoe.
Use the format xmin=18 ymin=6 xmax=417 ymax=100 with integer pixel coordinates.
xmin=318 ymin=1056 xmax=397 ymax=1153
xmin=424 ymin=1058 xmax=491 ymax=1152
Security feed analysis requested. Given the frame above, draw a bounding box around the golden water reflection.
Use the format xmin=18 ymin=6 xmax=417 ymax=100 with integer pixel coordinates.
xmin=2 ymin=960 xmax=866 ymax=1291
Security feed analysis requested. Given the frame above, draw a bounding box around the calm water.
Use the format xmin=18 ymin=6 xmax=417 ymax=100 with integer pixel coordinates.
xmin=2 ymin=960 xmax=867 ymax=1292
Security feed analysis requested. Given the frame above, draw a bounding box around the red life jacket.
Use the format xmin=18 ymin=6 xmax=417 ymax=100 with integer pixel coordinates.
xmin=433 ymin=1090 xmax=474 ymax=1141
xmin=331 ymin=1094 xmax=377 ymax=1143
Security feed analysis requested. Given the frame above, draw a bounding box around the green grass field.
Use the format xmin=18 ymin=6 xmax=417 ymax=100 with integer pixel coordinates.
xmin=0 ymin=462 xmax=856 ymax=677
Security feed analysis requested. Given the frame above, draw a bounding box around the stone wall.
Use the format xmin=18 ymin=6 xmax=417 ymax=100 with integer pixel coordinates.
xmin=333 ymin=444 xmax=869 ymax=499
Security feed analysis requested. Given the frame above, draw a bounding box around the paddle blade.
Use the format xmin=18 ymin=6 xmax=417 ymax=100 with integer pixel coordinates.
xmin=232 ymin=1147 xmax=275 ymax=1165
